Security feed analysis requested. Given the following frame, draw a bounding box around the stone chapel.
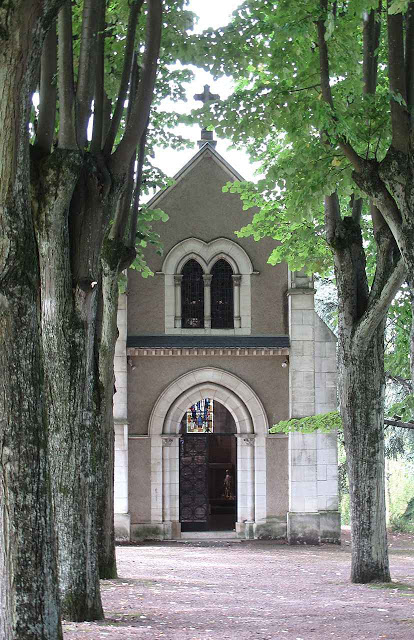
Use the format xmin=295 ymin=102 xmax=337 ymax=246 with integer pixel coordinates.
xmin=112 ymin=118 xmax=340 ymax=544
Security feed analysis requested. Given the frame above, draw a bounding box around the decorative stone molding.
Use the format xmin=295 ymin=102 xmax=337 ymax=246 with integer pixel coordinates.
xmin=236 ymin=433 xmax=256 ymax=446
xmin=127 ymin=347 xmax=289 ymax=357
xmin=149 ymin=367 xmax=268 ymax=436
xmin=161 ymin=436 xmax=177 ymax=447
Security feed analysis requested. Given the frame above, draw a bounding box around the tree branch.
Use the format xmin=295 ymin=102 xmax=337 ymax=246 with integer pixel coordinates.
xmin=387 ymin=5 xmax=409 ymax=152
xmin=76 ymin=0 xmax=100 ymax=148
xmin=316 ymin=0 xmax=364 ymax=172
xmin=57 ymin=0 xmax=77 ymax=149
xmin=363 ymin=5 xmax=381 ymax=95
xmin=405 ymin=2 xmax=414 ymax=126
xmin=109 ymin=55 xmax=139 ymax=246
xmin=103 ymin=0 xmax=144 ymax=156
xmin=351 ymin=195 xmax=362 ymax=223
xmin=36 ymin=20 xmax=57 ymax=154
xmin=385 ymin=371 xmax=412 ymax=393
xmin=128 ymin=124 xmax=148 ymax=247
xmin=353 ymin=162 xmax=404 ymax=246
xmin=102 ymin=92 xmax=112 ymax=146
xmin=111 ymin=0 xmax=162 ymax=174
xmin=353 ymin=257 xmax=406 ymax=350
xmin=367 ymin=224 xmax=399 ymax=312
xmin=91 ymin=0 xmax=106 ymax=153
xmin=384 ymin=418 xmax=414 ymax=429
xmin=324 ymin=191 xmax=342 ymax=245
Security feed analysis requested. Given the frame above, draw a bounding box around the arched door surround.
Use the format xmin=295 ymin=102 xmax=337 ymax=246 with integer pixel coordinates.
xmin=148 ymin=368 xmax=268 ymax=538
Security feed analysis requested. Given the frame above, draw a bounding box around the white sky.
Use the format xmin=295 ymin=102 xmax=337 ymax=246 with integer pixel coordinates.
xmin=152 ymin=0 xmax=261 ymax=183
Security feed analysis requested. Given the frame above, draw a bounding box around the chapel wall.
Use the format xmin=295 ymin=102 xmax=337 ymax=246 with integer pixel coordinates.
xmin=266 ymin=436 xmax=289 ymax=516
xmin=127 ymin=356 xmax=289 ymax=436
xmin=127 ymin=155 xmax=288 ymax=336
xmin=128 ymin=438 xmax=151 ymax=523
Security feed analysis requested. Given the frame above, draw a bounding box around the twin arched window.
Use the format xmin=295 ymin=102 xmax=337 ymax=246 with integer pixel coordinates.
xmin=181 ymin=259 xmax=234 ymax=329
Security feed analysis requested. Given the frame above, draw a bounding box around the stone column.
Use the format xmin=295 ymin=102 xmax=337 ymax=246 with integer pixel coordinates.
xmin=235 ymin=434 xmax=255 ymax=539
xmin=232 ymin=274 xmax=242 ymax=328
xmin=287 ymin=271 xmax=320 ymax=544
xmin=314 ymin=315 xmax=340 ymax=542
xmin=203 ymin=274 xmax=212 ymax=329
xmin=286 ymin=269 xmax=340 ymax=544
xmin=161 ymin=435 xmax=180 ymax=538
xmin=114 ymin=292 xmax=130 ymax=538
xmin=174 ymin=275 xmax=183 ymax=328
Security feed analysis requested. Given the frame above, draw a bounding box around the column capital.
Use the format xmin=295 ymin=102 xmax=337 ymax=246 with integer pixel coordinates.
xmin=236 ymin=433 xmax=256 ymax=446
xmin=174 ymin=274 xmax=183 ymax=286
xmin=162 ymin=435 xmax=179 ymax=447
xmin=232 ymin=274 xmax=242 ymax=286
xmin=203 ymin=274 xmax=213 ymax=286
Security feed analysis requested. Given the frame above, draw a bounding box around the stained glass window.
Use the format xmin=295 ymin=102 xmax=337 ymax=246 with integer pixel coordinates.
xmin=181 ymin=259 xmax=204 ymax=328
xmin=211 ymin=259 xmax=234 ymax=329
xmin=186 ymin=398 xmax=214 ymax=433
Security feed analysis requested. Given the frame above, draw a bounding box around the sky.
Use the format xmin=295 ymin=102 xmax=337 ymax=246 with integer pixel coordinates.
xmin=151 ymin=0 xmax=261 ymax=183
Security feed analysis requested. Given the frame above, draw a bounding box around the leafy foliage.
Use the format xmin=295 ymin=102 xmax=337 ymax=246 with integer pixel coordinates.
xmin=270 ymin=411 xmax=342 ymax=434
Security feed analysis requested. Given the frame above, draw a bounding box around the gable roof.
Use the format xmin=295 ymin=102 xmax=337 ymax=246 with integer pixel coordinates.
xmin=146 ymin=142 xmax=245 ymax=209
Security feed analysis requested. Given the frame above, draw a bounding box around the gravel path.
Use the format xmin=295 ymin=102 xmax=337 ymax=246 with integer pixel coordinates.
xmin=63 ymin=530 xmax=414 ymax=640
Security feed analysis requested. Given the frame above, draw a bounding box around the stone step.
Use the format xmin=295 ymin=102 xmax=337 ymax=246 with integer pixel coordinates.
xmin=181 ymin=530 xmax=237 ymax=540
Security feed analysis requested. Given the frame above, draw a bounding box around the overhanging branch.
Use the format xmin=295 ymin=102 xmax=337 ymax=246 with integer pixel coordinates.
xmin=385 ymin=418 xmax=414 ymax=430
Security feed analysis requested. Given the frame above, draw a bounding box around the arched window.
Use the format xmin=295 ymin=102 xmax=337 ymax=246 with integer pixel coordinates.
xmin=211 ymin=259 xmax=234 ymax=329
xmin=181 ymin=260 xmax=204 ymax=328
xmin=163 ymin=238 xmax=253 ymax=334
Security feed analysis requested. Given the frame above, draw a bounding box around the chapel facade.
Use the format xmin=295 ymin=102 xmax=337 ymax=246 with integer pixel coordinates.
xmin=112 ymin=129 xmax=340 ymax=544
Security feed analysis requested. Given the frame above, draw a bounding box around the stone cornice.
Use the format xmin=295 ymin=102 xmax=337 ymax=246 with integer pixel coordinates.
xmin=286 ymin=288 xmax=316 ymax=296
xmin=127 ymin=347 xmax=289 ymax=357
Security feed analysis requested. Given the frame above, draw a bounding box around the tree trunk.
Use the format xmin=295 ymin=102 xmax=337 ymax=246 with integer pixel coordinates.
xmin=409 ymin=282 xmax=414 ymax=390
xmin=95 ymin=267 xmax=120 ymax=579
xmin=33 ymin=151 xmax=105 ymax=621
xmin=0 ymin=28 xmax=62 ymax=640
xmin=339 ymin=323 xmax=391 ymax=583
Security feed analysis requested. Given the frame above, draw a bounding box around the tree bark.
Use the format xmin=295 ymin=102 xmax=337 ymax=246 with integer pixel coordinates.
xmin=339 ymin=325 xmax=390 ymax=583
xmin=95 ymin=270 xmax=120 ymax=579
xmin=0 ymin=2 xmax=63 ymax=637
xmin=32 ymin=149 xmax=110 ymax=620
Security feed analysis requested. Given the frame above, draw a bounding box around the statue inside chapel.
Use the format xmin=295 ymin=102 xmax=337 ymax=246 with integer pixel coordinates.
xmin=223 ymin=469 xmax=234 ymax=500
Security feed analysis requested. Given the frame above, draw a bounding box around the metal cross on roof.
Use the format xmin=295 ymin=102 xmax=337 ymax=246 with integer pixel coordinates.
xmin=193 ymin=84 xmax=220 ymax=105
xmin=193 ymin=85 xmax=220 ymax=148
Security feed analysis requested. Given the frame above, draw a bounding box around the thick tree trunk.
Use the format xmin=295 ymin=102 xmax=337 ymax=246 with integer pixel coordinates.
xmin=339 ymin=324 xmax=391 ymax=583
xmin=0 ymin=26 xmax=62 ymax=640
xmin=33 ymin=151 xmax=104 ymax=621
xmin=96 ymin=268 xmax=120 ymax=579
xmin=0 ymin=195 xmax=62 ymax=640
xmin=327 ymin=197 xmax=397 ymax=584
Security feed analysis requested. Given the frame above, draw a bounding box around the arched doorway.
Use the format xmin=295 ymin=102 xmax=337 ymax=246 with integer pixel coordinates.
xmin=179 ymin=400 xmax=237 ymax=532
xmin=148 ymin=368 xmax=269 ymax=539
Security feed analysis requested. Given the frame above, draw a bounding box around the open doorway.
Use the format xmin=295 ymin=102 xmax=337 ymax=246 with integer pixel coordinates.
xmin=179 ymin=400 xmax=237 ymax=532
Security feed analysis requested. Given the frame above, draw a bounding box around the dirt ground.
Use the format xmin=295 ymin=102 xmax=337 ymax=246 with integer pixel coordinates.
xmin=63 ymin=529 xmax=414 ymax=640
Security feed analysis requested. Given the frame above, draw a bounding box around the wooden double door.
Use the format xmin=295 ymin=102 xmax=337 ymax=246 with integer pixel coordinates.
xmin=179 ymin=434 xmax=237 ymax=532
